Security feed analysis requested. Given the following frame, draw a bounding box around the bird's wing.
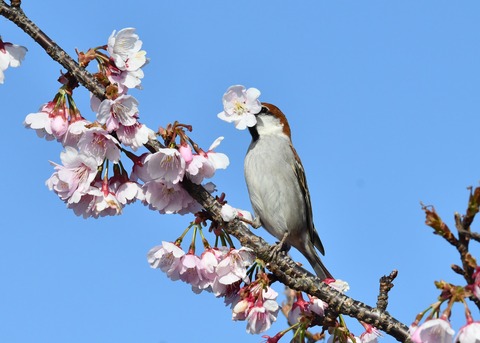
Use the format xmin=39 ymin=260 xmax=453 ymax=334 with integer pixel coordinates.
xmin=290 ymin=143 xmax=325 ymax=255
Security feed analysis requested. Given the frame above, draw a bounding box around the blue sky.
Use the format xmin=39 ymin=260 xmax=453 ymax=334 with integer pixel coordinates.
xmin=2 ymin=1 xmax=480 ymax=342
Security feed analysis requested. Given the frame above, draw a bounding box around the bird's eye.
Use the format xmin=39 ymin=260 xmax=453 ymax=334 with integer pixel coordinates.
xmin=260 ymin=106 xmax=269 ymax=114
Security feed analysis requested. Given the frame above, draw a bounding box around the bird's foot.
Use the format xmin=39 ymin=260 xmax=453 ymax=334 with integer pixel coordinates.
xmin=269 ymin=232 xmax=290 ymax=261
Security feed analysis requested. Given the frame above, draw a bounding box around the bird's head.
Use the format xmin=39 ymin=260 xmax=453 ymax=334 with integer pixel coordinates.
xmin=248 ymin=102 xmax=292 ymax=141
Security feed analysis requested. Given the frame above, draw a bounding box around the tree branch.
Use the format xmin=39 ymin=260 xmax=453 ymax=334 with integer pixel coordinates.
xmin=0 ymin=3 xmax=411 ymax=342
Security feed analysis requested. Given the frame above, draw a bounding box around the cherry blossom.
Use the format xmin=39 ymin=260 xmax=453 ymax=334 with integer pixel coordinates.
xmin=220 ymin=205 xmax=253 ymax=228
xmin=218 ymin=85 xmax=261 ymax=130
xmin=77 ymin=126 xmax=121 ymax=165
xmin=106 ymin=63 xmax=144 ymax=92
xmin=113 ymin=180 xmax=144 ymax=204
xmin=196 ymin=248 xmax=224 ymax=292
xmin=24 ymin=101 xmax=69 ymax=141
xmin=455 ymin=321 xmax=480 ymax=343
xmin=24 ymin=107 xmax=55 ymax=141
xmin=205 ymin=136 xmax=230 ymax=170
xmin=81 ymin=182 xmax=123 ymax=218
xmin=61 ymin=119 xmax=90 ymax=147
xmin=107 ymin=28 xmax=147 ymax=72
xmin=360 ymin=324 xmax=382 ymax=343
xmin=179 ymin=253 xmax=203 ymax=290
xmin=147 ymin=242 xmax=185 ymax=281
xmin=216 ymin=247 xmax=255 ymax=285
xmin=327 ymin=335 xmax=361 ymax=343
xmin=178 ymin=143 xmax=193 ymax=163
xmin=115 ymin=122 xmax=155 ymax=151
xmin=0 ymin=38 xmax=27 ymax=84
xmin=182 ymin=137 xmax=229 ymax=184
xmin=411 ymin=318 xmax=455 ymax=343
xmin=46 ymin=147 xmax=99 ymax=204
xmin=142 ymin=180 xmax=193 ymax=214
xmin=185 ymin=154 xmax=215 ymax=184
xmin=96 ymin=94 xmax=139 ymax=131
xmin=143 ymin=148 xmax=185 ymax=184
xmin=232 ymin=285 xmax=279 ymax=335
xmin=245 ymin=302 xmax=279 ymax=334
xmin=327 ymin=279 xmax=350 ymax=292
xmin=287 ymin=293 xmax=309 ymax=324
xmin=130 ymin=153 xmax=151 ymax=183
xmin=308 ymin=295 xmax=328 ymax=317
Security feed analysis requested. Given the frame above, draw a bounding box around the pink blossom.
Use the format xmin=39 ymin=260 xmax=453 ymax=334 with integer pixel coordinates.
xmin=77 ymin=126 xmax=120 ymax=165
xmin=232 ymin=284 xmax=279 ymax=334
xmin=130 ymin=153 xmax=151 ymax=183
xmin=46 ymin=147 xmax=99 ymax=204
xmin=326 ymin=279 xmax=350 ymax=293
xmin=61 ymin=119 xmax=90 ymax=147
xmin=327 ymin=335 xmax=360 ymax=343
xmin=143 ymin=180 xmax=191 ymax=214
xmin=196 ymin=248 xmax=224 ymax=292
xmin=67 ymin=192 xmax=96 ymax=218
xmin=308 ymin=296 xmax=327 ymax=317
xmin=220 ymin=204 xmax=237 ymax=222
xmin=245 ymin=298 xmax=279 ymax=334
xmin=106 ymin=62 xmax=144 ymax=92
xmin=107 ymin=28 xmax=147 ymax=71
xmin=179 ymin=253 xmax=202 ymax=288
xmin=288 ymin=293 xmax=309 ymax=324
xmin=205 ymin=136 xmax=230 ymax=170
xmin=116 ymin=122 xmax=155 ymax=151
xmin=0 ymin=39 xmax=27 ymax=84
xmin=186 ymin=154 xmax=216 ymax=184
xmin=360 ymin=325 xmax=382 ymax=343
xmin=216 ymin=247 xmax=255 ymax=285
xmin=24 ymin=102 xmax=69 ymax=140
xmin=85 ymin=182 xmax=122 ymax=217
xmin=147 ymin=242 xmax=185 ymax=281
xmin=50 ymin=110 xmax=69 ymax=138
xmin=144 ymin=148 xmax=185 ymax=184
xmin=220 ymin=204 xmax=253 ymax=224
xmin=411 ymin=318 xmax=455 ymax=343
xmin=178 ymin=143 xmax=193 ymax=163
xmin=114 ymin=180 xmax=144 ymax=204
xmin=232 ymin=299 xmax=250 ymax=321
xmin=66 ymin=180 xmax=123 ymax=218
xmin=24 ymin=109 xmax=54 ymax=140
xmin=455 ymin=321 xmax=480 ymax=343
xmin=96 ymin=94 xmax=139 ymax=131
xmin=218 ymin=85 xmax=261 ymax=130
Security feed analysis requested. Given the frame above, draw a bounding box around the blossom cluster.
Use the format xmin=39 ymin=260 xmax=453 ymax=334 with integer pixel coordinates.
xmin=409 ymin=317 xmax=480 ymax=343
xmin=23 ymin=28 xmax=229 ymax=218
xmin=148 ymin=241 xmax=280 ymax=334
xmin=0 ymin=37 xmax=27 ymax=84
xmin=406 ymin=267 xmax=480 ymax=343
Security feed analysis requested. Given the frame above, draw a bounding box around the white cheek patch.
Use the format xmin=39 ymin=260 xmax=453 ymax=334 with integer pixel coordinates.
xmin=255 ymin=115 xmax=284 ymax=136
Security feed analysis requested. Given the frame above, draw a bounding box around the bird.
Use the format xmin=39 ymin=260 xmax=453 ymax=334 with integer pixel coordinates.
xmin=243 ymin=102 xmax=333 ymax=280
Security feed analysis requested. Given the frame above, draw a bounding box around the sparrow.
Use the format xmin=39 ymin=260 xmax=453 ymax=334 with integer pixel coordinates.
xmin=243 ymin=102 xmax=332 ymax=280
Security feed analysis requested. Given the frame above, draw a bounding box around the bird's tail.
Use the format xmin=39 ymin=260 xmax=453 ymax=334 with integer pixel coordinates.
xmin=304 ymin=245 xmax=333 ymax=281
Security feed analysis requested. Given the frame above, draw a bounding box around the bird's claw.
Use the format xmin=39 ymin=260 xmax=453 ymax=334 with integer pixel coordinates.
xmin=269 ymin=232 xmax=290 ymax=261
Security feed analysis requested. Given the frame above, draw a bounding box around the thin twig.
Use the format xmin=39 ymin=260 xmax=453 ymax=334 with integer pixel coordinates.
xmin=376 ymin=270 xmax=398 ymax=312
